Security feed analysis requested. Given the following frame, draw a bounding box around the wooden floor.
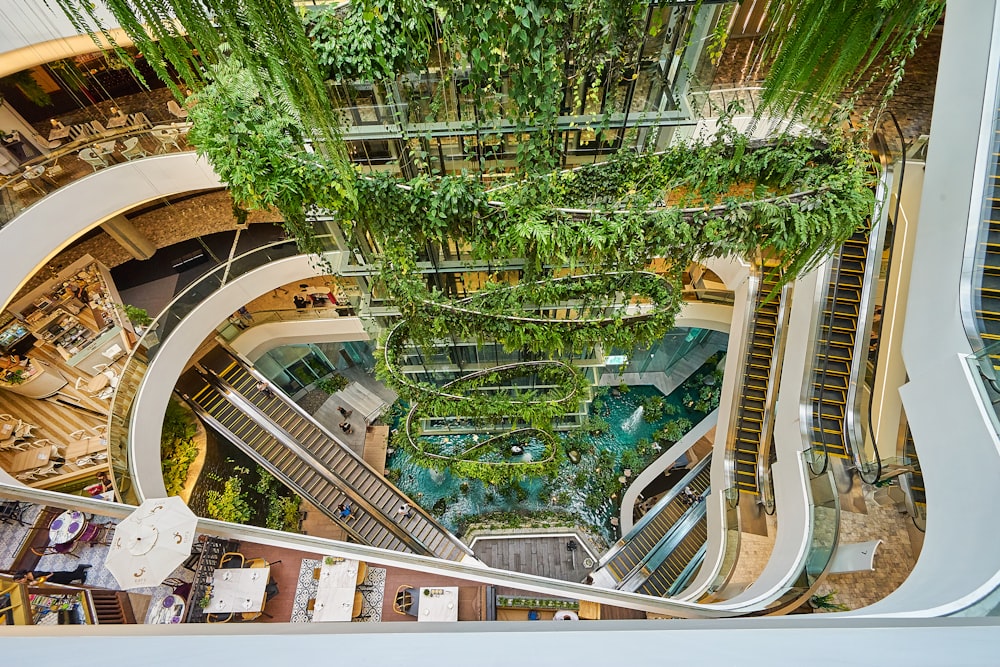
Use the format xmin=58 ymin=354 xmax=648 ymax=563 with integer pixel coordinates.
xmin=472 ymin=535 xmax=594 ymax=586
xmin=0 ymin=344 xmax=112 ymax=488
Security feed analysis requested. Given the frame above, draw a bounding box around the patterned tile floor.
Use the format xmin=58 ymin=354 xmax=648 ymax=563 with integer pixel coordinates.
xmin=0 ymin=503 xmax=44 ymax=570
xmin=0 ymin=507 xmax=194 ymax=620
xmin=291 ymin=558 xmax=385 ymax=623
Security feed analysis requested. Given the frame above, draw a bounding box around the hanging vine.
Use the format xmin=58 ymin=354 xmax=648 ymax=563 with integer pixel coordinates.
xmin=753 ymin=0 xmax=945 ymax=121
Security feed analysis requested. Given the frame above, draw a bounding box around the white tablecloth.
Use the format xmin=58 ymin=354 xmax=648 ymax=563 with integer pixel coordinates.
xmin=416 ymin=587 xmax=458 ymax=622
xmin=205 ymin=567 xmax=269 ymax=614
xmin=312 ymin=558 xmax=358 ymax=622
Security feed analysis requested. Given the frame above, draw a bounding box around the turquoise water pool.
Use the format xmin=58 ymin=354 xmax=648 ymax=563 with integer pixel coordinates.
xmin=387 ymin=361 xmax=720 ymax=541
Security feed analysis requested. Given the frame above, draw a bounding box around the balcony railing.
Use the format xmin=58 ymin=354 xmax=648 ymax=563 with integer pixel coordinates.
xmin=0 ymin=120 xmax=194 ymax=226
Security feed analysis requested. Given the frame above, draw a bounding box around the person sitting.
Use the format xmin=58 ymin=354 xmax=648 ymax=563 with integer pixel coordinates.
xmin=293 ymin=295 xmax=309 ymax=310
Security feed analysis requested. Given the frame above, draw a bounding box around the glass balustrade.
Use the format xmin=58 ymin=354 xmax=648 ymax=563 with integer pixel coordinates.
xmin=107 ymin=236 xmax=330 ymax=502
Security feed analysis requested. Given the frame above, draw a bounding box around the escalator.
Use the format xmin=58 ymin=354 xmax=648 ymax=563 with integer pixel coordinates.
xmin=731 ymin=268 xmax=789 ymax=494
xmin=178 ymin=347 xmax=473 ymax=562
xmin=593 ymin=456 xmax=711 ymax=587
xmin=634 ymin=505 xmax=708 ymax=597
xmin=809 ymin=212 xmax=881 ymax=470
xmin=969 ymin=100 xmax=1000 ymax=390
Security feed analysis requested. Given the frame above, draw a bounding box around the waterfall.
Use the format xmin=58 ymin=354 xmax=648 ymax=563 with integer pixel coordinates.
xmin=622 ymin=406 xmax=644 ymax=432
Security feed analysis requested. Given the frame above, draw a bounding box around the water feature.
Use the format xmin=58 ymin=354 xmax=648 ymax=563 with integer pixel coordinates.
xmin=621 ymin=406 xmax=645 ymax=433
xmin=386 ymin=357 xmax=724 ymax=541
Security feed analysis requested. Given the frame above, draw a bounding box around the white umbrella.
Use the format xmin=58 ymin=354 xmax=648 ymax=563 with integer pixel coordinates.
xmin=105 ymin=496 xmax=198 ymax=590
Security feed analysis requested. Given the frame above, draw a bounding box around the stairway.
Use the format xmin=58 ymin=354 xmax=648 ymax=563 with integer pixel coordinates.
xmin=179 ymin=347 xmax=471 ymax=562
xmin=732 ymin=270 xmax=787 ymax=494
xmin=810 ymin=222 xmax=874 ymax=462
xmin=595 ymin=457 xmax=711 ymax=586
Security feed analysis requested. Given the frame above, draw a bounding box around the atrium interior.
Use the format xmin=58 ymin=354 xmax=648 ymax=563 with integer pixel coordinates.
xmin=0 ymin=0 xmax=998 ymax=663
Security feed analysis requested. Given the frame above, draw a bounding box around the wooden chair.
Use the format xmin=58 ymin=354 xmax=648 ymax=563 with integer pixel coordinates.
xmin=392 ymin=585 xmax=414 ymax=615
xmin=205 ymin=612 xmax=234 ymax=623
xmin=31 ymin=543 xmax=79 ymax=558
xmin=219 ymin=552 xmax=244 ymax=569
xmin=355 ymin=561 xmax=368 ymax=587
xmin=352 ymin=591 xmax=365 ymax=619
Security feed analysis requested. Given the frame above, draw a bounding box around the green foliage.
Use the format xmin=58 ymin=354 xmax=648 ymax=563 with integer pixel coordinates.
xmin=160 ymin=399 xmax=199 ymax=497
xmin=315 ymin=374 xmax=350 ymax=394
xmin=755 ymin=0 xmax=945 ymax=121
xmin=205 ymin=471 xmax=252 ymax=524
xmin=121 ymin=304 xmax=152 ymax=327
xmin=185 ymin=55 xmax=355 ymax=256
xmin=309 ymin=0 xmax=431 ymax=83
xmin=265 ymin=495 xmax=302 ymax=532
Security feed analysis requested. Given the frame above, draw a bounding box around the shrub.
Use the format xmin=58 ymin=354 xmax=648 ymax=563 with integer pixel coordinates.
xmin=160 ymin=399 xmax=199 ymax=497
xmin=315 ymin=373 xmax=350 ymax=394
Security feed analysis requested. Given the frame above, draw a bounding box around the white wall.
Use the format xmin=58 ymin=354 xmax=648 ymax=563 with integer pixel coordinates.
xmin=856 ymin=0 xmax=1000 ymax=616
xmin=0 ymin=152 xmax=220 ymax=311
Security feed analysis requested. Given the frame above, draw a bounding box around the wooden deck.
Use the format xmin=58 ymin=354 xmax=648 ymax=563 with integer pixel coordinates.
xmin=472 ymin=534 xmax=596 ymax=586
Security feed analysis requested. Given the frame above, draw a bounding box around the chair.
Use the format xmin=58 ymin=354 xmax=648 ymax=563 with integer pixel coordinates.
xmin=167 ymin=100 xmax=190 ymax=119
xmin=78 ymin=521 xmax=112 ymax=546
xmin=31 ymin=542 xmax=79 ymax=558
xmin=69 ymin=429 xmax=89 ymax=440
xmin=219 ymin=552 xmax=244 ymax=569
xmin=151 ymin=129 xmax=182 ymax=153
xmin=265 ymin=580 xmax=279 ymax=602
xmin=78 ymin=148 xmax=108 ymax=171
xmin=205 ymin=612 xmax=234 ymax=623
xmin=120 ymin=136 xmax=149 ymax=160
xmin=352 ymin=591 xmax=365 ymax=619
xmin=355 ymin=561 xmax=368 ymax=587
xmin=246 ymin=557 xmax=279 ymax=568
xmin=89 ymin=120 xmax=108 ymax=134
xmin=129 ymin=112 xmax=153 ymax=128
xmin=392 ymin=585 xmax=414 ymax=615
xmin=44 ymin=158 xmax=65 ymax=181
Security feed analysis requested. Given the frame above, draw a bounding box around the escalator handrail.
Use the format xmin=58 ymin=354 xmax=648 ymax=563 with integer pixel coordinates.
xmin=597 ymin=454 xmax=712 ymax=570
xmin=197 ymin=368 xmax=437 ymax=557
xmin=203 ymin=348 xmax=473 ymax=556
xmin=623 ymin=499 xmax=709 ymax=593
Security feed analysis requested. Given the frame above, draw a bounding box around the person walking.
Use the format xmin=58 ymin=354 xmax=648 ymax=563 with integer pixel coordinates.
xmin=237 ymin=305 xmax=254 ymax=324
xmin=337 ymin=502 xmax=353 ymax=519
xmin=256 ymin=380 xmax=274 ymax=398
xmin=336 ymin=405 xmax=353 ymax=418
xmin=395 ymin=503 xmax=413 ymax=520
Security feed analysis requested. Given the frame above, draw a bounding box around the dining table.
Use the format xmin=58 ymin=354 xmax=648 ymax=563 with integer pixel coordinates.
xmin=9 ymin=446 xmax=50 ymax=473
xmin=148 ymin=593 xmax=186 ymax=624
xmin=312 ymin=558 xmax=358 ymax=622
xmin=48 ymin=126 xmax=70 ymax=142
xmin=204 ymin=566 xmax=270 ymax=614
xmin=49 ymin=510 xmax=87 ymax=545
xmin=416 ymin=587 xmax=459 ymax=622
xmin=65 ymin=436 xmax=106 ymax=460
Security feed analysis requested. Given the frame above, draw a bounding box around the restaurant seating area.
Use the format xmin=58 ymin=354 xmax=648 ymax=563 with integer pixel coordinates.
xmin=0 ymin=497 xmax=610 ymax=627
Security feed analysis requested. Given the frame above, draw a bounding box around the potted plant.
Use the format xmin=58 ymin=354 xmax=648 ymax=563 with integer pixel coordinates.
xmin=809 ymin=591 xmax=848 ymax=612
xmin=3 ymin=369 xmax=26 ymax=385
xmin=120 ymin=304 xmax=152 ymax=328
xmin=197 ymin=593 xmax=212 ymax=609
